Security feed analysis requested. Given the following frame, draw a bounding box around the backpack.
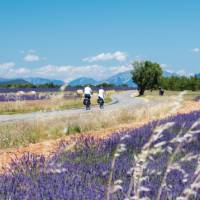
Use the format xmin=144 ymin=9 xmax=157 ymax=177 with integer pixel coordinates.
xmin=83 ymin=98 xmax=88 ymax=105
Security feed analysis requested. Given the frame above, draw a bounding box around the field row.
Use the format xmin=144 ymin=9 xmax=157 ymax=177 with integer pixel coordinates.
xmin=0 ymin=110 xmax=200 ymax=199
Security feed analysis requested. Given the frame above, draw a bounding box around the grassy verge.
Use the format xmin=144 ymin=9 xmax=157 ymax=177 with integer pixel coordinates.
xmin=136 ymin=90 xmax=200 ymax=100
xmin=0 ymin=96 xmax=178 ymax=149
xmin=0 ymin=92 xmax=112 ymax=115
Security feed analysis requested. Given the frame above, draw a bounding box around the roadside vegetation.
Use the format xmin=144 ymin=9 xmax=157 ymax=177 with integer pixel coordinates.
xmin=0 ymin=82 xmax=60 ymax=89
xmin=161 ymin=76 xmax=200 ymax=91
xmin=131 ymin=60 xmax=200 ymax=96
xmin=141 ymin=90 xmax=200 ymax=101
xmin=0 ymin=82 xmax=131 ymax=90
xmin=0 ymin=92 xmax=112 ymax=114
xmin=0 ymin=91 xmax=189 ymax=149
xmin=131 ymin=60 xmax=162 ymax=96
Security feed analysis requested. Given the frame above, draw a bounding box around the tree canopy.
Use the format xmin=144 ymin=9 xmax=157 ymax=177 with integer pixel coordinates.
xmin=161 ymin=76 xmax=200 ymax=91
xmin=131 ymin=60 xmax=163 ymax=95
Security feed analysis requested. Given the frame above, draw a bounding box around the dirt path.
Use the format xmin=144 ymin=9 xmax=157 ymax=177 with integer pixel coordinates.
xmin=0 ymin=96 xmax=200 ymax=174
xmin=0 ymin=91 xmax=145 ymax=123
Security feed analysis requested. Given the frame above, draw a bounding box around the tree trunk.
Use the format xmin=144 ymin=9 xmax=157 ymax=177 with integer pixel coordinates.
xmin=139 ymin=88 xmax=145 ymax=96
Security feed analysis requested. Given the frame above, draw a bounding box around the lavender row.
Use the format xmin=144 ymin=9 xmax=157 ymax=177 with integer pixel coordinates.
xmin=0 ymin=87 xmax=134 ymax=94
xmin=0 ymin=94 xmax=49 ymax=102
xmin=1 ymin=111 xmax=200 ymax=199
xmin=194 ymin=96 xmax=200 ymax=102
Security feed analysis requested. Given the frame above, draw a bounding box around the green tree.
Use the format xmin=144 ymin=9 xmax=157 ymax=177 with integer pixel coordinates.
xmin=97 ymin=83 xmax=115 ymax=88
xmin=131 ymin=60 xmax=163 ymax=95
xmin=160 ymin=76 xmax=200 ymax=91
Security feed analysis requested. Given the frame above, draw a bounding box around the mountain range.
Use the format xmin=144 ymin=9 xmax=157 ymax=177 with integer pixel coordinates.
xmin=0 ymin=77 xmax=65 ymax=86
xmin=68 ymin=77 xmax=98 ymax=87
xmin=68 ymin=71 xmax=137 ymax=87
xmin=0 ymin=71 xmax=199 ymax=87
xmin=0 ymin=78 xmax=30 ymax=85
xmin=99 ymin=71 xmax=136 ymax=87
xmin=196 ymin=73 xmax=200 ymax=78
xmin=67 ymin=70 xmax=200 ymax=87
xmin=23 ymin=77 xmax=64 ymax=86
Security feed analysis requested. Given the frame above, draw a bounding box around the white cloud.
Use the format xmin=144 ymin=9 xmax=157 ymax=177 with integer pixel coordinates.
xmin=0 ymin=60 xmax=131 ymax=82
xmin=192 ymin=48 xmax=200 ymax=53
xmin=15 ymin=68 xmax=31 ymax=75
xmin=83 ymin=51 xmax=127 ymax=62
xmin=176 ymin=70 xmax=186 ymax=76
xmin=160 ymin=64 xmax=193 ymax=77
xmin=165 ymin=69 xmax=174 ymax=74
xmin=176 ymin=69 xmax=194 ymax=77
xmin=160 ymin=64 xmax=168 ymax=69
xmin=24 ymin=53 xmax=40 ymax=62
xmin=1 ymin=63 xmax=194 ymax=81
xmin=160 ymin=64 xmax=175 ymax=74
xmin=0 ymin=62 xmax=15 ymax=78
xmin=1 ymin=67 xmax=31 ymax=78
xmin=0 ymin=61 xmax=30 ymax=78
xmin=0 ymin=62 xmax=15 ymax=69
xmin=35 ymin=64 xmax=131 ymax=82
xmin=108 ymin=64 xmax=132 ymax=74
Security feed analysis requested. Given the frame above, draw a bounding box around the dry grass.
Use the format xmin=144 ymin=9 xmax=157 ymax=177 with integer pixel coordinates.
xmin=0 ymin=97 xmax=176 ymax=173
xmin=0 ymin=96 xmax=177 ymax=150
xmin=0 ymin=90 xmax=194 ymax=151
xmin=0 ymin=92 xmax=200 ymax=173
xmin=142 ymin=90 xmax=200 ymax=101
xmin=0 ymin=92 xmax=112 ymax=114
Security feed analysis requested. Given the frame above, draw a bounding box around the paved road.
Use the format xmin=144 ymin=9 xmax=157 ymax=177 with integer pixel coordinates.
xmin=0 ymin=91 xmax=146 ymax=123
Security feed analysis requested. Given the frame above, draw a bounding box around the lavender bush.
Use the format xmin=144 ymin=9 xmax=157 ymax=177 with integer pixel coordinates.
xmin=194 ymin=96 xmax=200 ymax=102
xmin=0 ymin=111 xmax=200 ymax=199
xmin=0 ymin=94 xmax=49 ymax=102
xmin=0 ymin=87 xmax=133 ymax=94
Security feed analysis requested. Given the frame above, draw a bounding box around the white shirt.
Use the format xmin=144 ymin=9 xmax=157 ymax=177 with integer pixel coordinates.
xmin=98 ymin=89 xmax=105 ymax=99
xmin=84 ymin=87 xmax=92 ymax=95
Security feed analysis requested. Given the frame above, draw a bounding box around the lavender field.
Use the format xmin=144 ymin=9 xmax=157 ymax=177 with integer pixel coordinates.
xmin=1 ymin=0 xmax=200 ymax=199
xmin=195 ymin=96 xmax=200 ymax=102
xmin=0 ymin=110 xmax=200 ymax=200
xmin=0 ymin=87 xmax=133 ymax=95
xmin=0 ymin=93 xmax=49 ymax=102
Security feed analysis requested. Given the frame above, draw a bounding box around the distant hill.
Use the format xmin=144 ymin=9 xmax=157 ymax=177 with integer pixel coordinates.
xmin=0 ymin=70 xmax=198 ymax=88
xmin=24 ymin=77 xmax=64 ymax=85
xmin=195 ymin=73 xmax=200 ymax=78
xmin=68 ymin=77 xmax=98 ymax=86
xmin=67 ymin=70 xmax=193 ymax=87
xmin=0 ymin=78 xmax=8 ymax=83
xmin=163 ymin=70 xmax=178 ymax=77
xmin=101 ymin=71 xmax=137 ymax=87
xmin=0 ymin=79 xmax=30 ymax=85
xmin=67 ymin=71 xmax=136 ymax=87
xmin=0 ymin=77 xmax=65 ymax=86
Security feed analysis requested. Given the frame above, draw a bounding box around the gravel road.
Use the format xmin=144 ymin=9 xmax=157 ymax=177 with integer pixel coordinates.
xmin=0 ymin=91 xmax=147 ymax=123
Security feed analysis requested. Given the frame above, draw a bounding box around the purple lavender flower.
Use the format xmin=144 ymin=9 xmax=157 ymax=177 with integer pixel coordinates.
xmin=0 ymin=111 xmax=200 ymax=199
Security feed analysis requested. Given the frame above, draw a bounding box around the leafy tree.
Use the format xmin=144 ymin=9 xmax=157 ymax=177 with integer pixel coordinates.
xmin=37 ymin=83 xmax=59 ymax=88
xmin=120 ymin=84 xmax=128 ymax=87
xmin=131 ymin=60 xmax=163 ymax=95
xmin=0 ymin=83 xmax=35 ymax=88
xmin=160 ymin=76 xmax=200 ymax=91
xmin=97 ymin=83 xmax=115 ymax=88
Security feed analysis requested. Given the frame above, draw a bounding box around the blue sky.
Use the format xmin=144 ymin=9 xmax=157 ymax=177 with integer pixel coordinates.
xmin=0 ymin=0 xmax=200 ymax=82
